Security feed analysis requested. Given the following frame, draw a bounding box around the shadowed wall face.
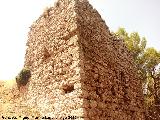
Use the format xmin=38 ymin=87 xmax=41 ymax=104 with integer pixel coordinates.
xmin=24 ymin=0 xmax=145 ymax=119
xmin=75 ymin=1 xmax=145 ymax=119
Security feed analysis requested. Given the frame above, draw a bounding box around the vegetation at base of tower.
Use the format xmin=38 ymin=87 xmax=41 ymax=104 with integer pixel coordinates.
xmin=15 ymin=68 xmax=31 ymax=89
xmin=115 ymin=27 xmax=160 ymax=119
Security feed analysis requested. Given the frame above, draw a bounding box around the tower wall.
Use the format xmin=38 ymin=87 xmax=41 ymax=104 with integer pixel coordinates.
xmin=23 ymin=0 xmax=145 ymax=119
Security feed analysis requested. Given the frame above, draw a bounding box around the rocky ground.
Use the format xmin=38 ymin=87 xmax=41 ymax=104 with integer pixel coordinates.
xmin=0 ymin=80 xmax=41 ymax=120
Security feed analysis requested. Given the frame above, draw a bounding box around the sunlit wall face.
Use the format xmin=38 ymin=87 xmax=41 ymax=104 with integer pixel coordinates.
xmin=0 ymin=0 xmax=159 ymax=80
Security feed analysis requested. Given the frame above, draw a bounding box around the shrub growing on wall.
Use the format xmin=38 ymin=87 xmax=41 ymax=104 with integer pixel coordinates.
xmin=16 ymin=68 xmax=31 ymax=89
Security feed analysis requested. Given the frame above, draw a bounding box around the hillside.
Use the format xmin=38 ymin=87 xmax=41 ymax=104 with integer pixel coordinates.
xmin=0 ymin=80 xmax=41 ymax=119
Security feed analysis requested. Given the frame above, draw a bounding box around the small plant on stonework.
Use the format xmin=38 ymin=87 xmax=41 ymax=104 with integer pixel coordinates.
xmin=16 ymin=67 xmax=31 ymax=89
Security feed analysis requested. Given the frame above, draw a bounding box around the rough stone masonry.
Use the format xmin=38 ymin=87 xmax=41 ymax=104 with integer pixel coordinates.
xmin=23 ymin=0 xmax=145 ymax=119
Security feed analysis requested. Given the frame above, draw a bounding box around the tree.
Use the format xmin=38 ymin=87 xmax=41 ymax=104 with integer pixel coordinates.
xmin=116 ymin=28 xmax=147 ymax=81
xmin=143 ymin=48 xmax=160 ymax=105
xmin=115 ymin=28 xmax=160 ymax=106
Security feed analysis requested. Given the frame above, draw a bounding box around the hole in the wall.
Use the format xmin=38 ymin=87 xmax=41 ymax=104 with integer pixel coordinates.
xmin=43 ymin=47 xmax=51 ymax=61
xmin=62 ymin=84 xmax=74 ymax=94
xmin=120 ymin=71 xmax=126 ymax=83
xmin=96 ymin=87 xmax=103 ymax=96
xmin=59 ymin=69 xmax=67 ymax=75
xmin=111 ymin=86 xmax=116 ymax=96
xmin=59 ymin=68 xmax=68 ymax=75
xmin=131 ymin=110 xmax=135 ymax=114
xmin=96 ymin=88 xmax=99 ymax=96
xmin=86 ymin=96 xmax=90 ymax=100
xmin=104 ymin=100 xmax=108 ymax=104
xmin=91 ymin=69 xmax=95 ymax=73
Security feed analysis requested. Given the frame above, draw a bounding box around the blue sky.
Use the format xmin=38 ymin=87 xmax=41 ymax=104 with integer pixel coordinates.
xmin=0 ymin=0 xmax=159 ymax=80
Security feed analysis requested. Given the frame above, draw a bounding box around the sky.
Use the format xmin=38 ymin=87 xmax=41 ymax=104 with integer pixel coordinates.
xmin=0 ymin=0 xmax=159 ymax=80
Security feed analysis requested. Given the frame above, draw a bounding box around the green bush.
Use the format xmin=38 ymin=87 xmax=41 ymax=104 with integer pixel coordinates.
xmin=16 ymin=68 xmax=31 ymax=88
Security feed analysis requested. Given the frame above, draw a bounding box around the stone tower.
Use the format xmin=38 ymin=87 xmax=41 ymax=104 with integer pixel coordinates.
xmin=24 ymin=0 xmax=145 ymax=119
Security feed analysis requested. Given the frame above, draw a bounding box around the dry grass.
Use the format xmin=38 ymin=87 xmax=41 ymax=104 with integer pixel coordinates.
xmin=0 ymin=80 xmax=41 ymax=119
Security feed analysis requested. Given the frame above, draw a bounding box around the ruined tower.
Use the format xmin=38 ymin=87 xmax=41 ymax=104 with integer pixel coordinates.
xmin=24 ymin=0 xmax=145 ymax=119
